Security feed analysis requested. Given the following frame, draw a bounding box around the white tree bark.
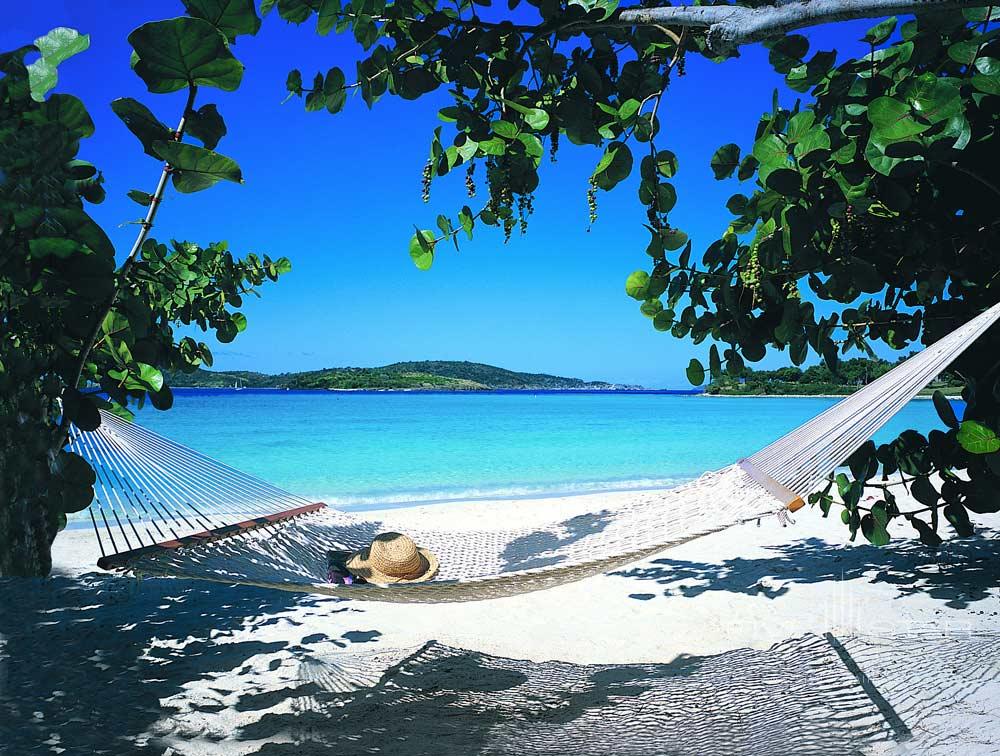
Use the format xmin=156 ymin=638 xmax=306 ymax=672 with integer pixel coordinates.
xmin=618 ymin=0 xmax=991 ymax=53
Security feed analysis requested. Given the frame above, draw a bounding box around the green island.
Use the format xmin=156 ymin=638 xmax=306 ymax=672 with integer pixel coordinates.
xmin=706 ymin=357 xmax=964 ymax=397
xmin=166 ymin=361 xmax=629 ymax=391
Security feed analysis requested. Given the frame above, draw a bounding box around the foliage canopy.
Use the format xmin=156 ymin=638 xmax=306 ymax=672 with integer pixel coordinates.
xmin=3 ymin=0 xmax=1000 ymax=575
xmin=277 ymin=0 xmax=1000 ymax=546
xmin=0 ymin=10 xmax=289 ymax=575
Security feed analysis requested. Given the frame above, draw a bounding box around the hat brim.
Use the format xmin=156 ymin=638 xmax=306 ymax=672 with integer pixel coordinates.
xmin=345 ymin=546 xmax=439 ymax=584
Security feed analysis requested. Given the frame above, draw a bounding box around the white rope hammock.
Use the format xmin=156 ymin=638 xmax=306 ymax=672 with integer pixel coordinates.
xmin=69 ymin=303 xmax=1000 ymax=602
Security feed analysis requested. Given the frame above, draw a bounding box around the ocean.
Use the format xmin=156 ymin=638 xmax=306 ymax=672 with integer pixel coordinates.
xmin=125 ymin=389 xmax=955 ymax=511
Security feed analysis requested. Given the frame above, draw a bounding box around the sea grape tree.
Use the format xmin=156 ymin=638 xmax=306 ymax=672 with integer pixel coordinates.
xmin=0 ymin=5 xmax=289 ymax=576
xmin=277 ymin=0 xmax=1000 ymax=545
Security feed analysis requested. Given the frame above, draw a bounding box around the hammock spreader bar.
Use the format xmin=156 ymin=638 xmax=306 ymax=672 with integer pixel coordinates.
xmin=95 ymin=502 xmax=327 ymax=571
xmin=737 ymin=459 xmax=805 ymax=512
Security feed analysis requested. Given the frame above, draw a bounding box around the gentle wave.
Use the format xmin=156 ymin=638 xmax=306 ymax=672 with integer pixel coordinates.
xmin=307 ymin=476 xmax=697 ymax=511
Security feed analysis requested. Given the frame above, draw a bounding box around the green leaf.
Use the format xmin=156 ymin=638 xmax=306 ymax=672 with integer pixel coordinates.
xmin=110 ymin=98 xmax=172 ymax=157
xmin=28 ymin=238 xmax=78 ymax=259
xmin=62 ymin=389 xmax=101 ymax=432
xmin=765 ymin=168 xmax=801 ymax=195
xmin=409 ymin=229 xmax=436 ymax=270
xmin=652 ymin=309 xmax=674 ymax=331
xmin=863 ymin=17 xmax=897 ymax=45
xmin=129 ymin=17 xmax=244 ymax=93
xmin=734 ymin=155 xmax=757 ymax=182
xmin=127 ymin=189 xmax=154 ymax=206
xmin=752 ymin=134 xmax=788 ymax=171
xmin=149 ymin=385 xmax=175 ymax=411
xmin=317 ymin=0 xmax=342 ymax=35
xmin=867 ymin=97 xmax=929 ymax=140
xmin=639 ymin=299 xmax=663 ymax=318
xmin=948 ymin=38 xmax=982 ymax=66
xmin=905 ymin=74 xmax=962 ymax=125
xmin=860 ymin=505 xmax=891 ymax=546
xmin=655 ymin=150 xmax=678 ymax=178
xmin=662 ymin=228 xmax=688 ymax=251
xmin=956 ymin=421 xmax=1000 ymax=454
xmin=972 ymin=57 xmax=1000 ymax=95
xmin=786 ymin=111 xmax=815 ymax=142
xmin=153 ymin=141 xmax=243 ymax=192
xmin=709 ymin=344 xmax=722 ymax=379
xmin=769 ymin=34 xmax=809 ymax=74
xmin=27 ymin=27 xmax=90 ymax=101
xmin=624 ymin=270 xmax=651 ymax=300
xmin=593 ymin=142 xmax=633 ymax=190
xmin=136 ymin=363 xmax=164 ymax=392
xmin=932 ymin=390 xmax=959 ymax=430
xmin=944 ymin=502 xmax=975 ymax=537
xmin=726 ymin=194 xmax=748 ymax=215
xmin=792 ymin=126 xmax=831 ymax=159
xmin=710 ymin=143 xmax=740 ymax=180
xmin=686 ymin=359 xmax=705 ymax=386
xmin=50 ymin=451 xmax=96 ymax=513
xmin=185 ymin=103 xmax=227 ymax=149
xmin=504 ymin=100 xmax=550 ymax=130
xmin=323 ymin=67 xmax=347 ymax=113
xmin=182 ymin=0 xmax=262 ymax=39
xmin=491 ymin=120 xmax=519 ymax=139
xmin=458 ymin=206 xmax=475 ymax=239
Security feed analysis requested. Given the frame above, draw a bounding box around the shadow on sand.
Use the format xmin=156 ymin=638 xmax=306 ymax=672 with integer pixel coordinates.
xmin=0 ymin=570 xmax=372 ymax=754
xmin=3 ymin=526 xmax=1000 ymax=755
xmin=610 ymin=528 xmax=1000 ymax=609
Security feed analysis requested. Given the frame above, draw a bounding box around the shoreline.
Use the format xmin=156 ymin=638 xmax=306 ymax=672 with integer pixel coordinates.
xmin=167 ymin=386 xmax=701 ymax=395
xmin=700 ymin=392 xmax=961 ymax=400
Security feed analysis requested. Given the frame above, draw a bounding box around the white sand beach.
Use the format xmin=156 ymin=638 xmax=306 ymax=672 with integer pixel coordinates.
xmin=3 ymin=490 xmax=1000 ymax=754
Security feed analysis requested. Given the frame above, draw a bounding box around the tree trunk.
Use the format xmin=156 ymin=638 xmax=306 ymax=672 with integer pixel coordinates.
xmin=0 ymin=495 xmax=58 ymax=577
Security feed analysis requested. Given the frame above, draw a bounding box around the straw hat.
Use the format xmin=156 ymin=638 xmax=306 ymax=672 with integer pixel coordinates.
xmin=346 ymin=532 xmax=439 ymax=584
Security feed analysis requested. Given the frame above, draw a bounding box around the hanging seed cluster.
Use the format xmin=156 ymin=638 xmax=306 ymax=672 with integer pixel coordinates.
xmin=485 ymin=156 xmax=517 ymax=242
xmin=741 ymin=241 xmax=762 ymax=302
xmin=421 ymin=158 xmax=433 ymax=203
xmin=465 ymin=161 xmax=476 ymax=198
xmin=586 ymin=176 xmax=598 ymax=228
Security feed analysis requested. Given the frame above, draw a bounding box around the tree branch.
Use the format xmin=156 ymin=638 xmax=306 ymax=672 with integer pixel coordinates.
xmin=54 ymin=84 xmax=198 ymax=449
xmin=618 ymin=0 xmax=991 ymax=53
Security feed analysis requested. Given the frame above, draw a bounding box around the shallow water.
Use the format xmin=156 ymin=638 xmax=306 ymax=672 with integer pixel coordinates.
xmin=127 ymin=389 xmax=955 ymax=511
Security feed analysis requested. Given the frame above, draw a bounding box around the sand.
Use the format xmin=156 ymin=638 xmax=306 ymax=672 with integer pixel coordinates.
xmin=2 ymin=490 xmax=999 ymax=754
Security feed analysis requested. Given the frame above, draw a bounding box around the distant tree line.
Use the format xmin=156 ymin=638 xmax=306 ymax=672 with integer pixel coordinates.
xmin=706 ymin=356 xmax=961 ymax=395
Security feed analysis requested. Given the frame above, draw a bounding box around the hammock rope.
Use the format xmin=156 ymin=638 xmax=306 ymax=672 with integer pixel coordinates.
xmin=68 ymin=302 xmax=1000 ymax=602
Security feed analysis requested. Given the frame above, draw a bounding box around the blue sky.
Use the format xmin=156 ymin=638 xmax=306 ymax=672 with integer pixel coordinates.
xmin=6 ymin=2 xmax=878 ymax=387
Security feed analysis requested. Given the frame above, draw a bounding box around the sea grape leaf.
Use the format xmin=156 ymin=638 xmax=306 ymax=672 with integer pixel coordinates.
xmin=185 ymin=103 xmax=227 ymax=149
xmin=182 ymin=0 xmax=262 ymax=40
xmin=409 ymin=229 xmax=435 ymax=270
xmin=956 ymin=421 xmax=1000 ymax=454
xmin=686 ymin=358 xmax=705 ymax=386
xmin=932 ymin=390 xmax=959 ymax=430
xmin=129 ymin=17 xmax=244 ymax=93
xmin=111 ymin=97 xmax=172 ymax=157
xmin=625 ymin=270 xmax=651 ymax=300
xmin=710 ymin=143 xmax=740 ymax=180
xmin=153 ymin=141 xmax=243 ymax=192
xmin=27 ymin=27 xmax=90 ymax=101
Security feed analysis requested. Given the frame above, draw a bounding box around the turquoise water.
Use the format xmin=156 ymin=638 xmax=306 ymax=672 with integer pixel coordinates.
xmin=129 ymin=389 xmax=956 ymax=511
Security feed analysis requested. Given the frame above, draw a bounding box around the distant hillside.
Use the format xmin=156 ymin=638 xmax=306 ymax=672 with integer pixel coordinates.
xmin=166 ymin=361 xmax=629 ymax=391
